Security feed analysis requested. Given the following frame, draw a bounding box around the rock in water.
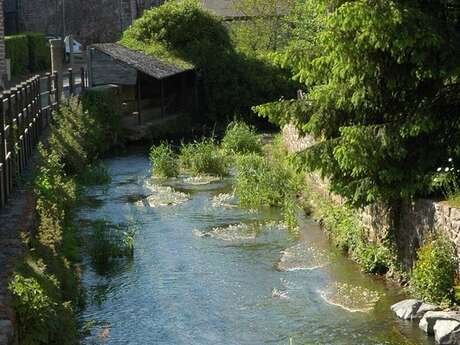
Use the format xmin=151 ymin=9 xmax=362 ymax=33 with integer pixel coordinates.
xmin=391 ymin=299 xmax=422 ymax=320
xmin=414 ymin=303 xmax=441 ymax=319
xmin=420 ymin=311 xmax=460 ymax=335
xmin=434 ymin=320 xmax=460 ymax=345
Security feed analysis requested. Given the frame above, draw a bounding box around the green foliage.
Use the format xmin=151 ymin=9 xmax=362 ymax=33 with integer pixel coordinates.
xmin=81 ymin=87 xmax=122 ymax=153
xmin=229 ymin=0 xmax=294 ymax=55
xmin=234 ymin=153 xmax=292 ymax=208
xmin=6 ymin=32 xmax=51 ymax=76
xmin=51 ymin=95 xmax=120 ymax=174
xmin=149 ymin=143 xmax=180 ymax=178
xmin=120 ymin=0 xmax=294 ymax=121
xmin=255 ymin=0 xmax=460 ymax=207
xmin=180 ymin=138 xmax=229 ymax=177
xmin=10 ymin=85 xmax=120 ymax=344
xmin=221 ymin=121 xmax=262 ymax=155
xmin=27 ymin=33 xmax=51 ymax=72
xmin=9 ymin=274 xmax=56 ymax=345
xmin=314 ymin=195 xmax=395 ymax=274
xmin=410 ymin=234 xmax=457 ymax=305
xmin=89 ymin=220 xmax=135 ymax=267
xmin=6 ymin=34 xmax=29 ymax=76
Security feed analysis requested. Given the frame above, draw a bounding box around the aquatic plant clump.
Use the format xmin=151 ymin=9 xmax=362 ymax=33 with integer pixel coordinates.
xmin=149 ymin=143 xmax=180 ymax=178
xmin=89 ymin=220 xmax=136 ymax=266
xmin=221 ymin=121 xmax=263 ymax=155
xmin=234 ymin=153 xmax=292 ymax=208
xmin=180 ymin=138 xmax=229 ymax=177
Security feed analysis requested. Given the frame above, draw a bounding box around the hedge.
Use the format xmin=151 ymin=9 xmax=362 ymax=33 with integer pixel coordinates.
xmin=5 ymin=32 xmax=51 ymax=77
xmin=27 ymin=32 xmax=51 ymax=72
xmin=5 ymin=34 xmax=29 ymax=76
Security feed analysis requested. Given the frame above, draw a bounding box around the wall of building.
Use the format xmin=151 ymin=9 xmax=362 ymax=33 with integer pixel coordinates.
xmin=16 ymin=0 xmax=164 ymax=45
xmin=282 ymin=124 xmax=460 ymax=272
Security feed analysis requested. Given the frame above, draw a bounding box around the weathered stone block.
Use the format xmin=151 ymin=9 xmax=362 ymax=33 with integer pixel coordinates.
xmin=420 ymin=311 xmax=460 ymax=335
xmin=434 ymin=320 xmax=460 ymax=345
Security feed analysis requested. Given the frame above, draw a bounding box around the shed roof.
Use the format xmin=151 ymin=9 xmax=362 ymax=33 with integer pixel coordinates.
xmin=91 ymin=43 xmax=194 ymax=80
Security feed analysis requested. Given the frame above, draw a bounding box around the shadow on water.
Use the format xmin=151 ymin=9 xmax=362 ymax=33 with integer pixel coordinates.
xmin=76 ymin=151 xmax=434 ymax=345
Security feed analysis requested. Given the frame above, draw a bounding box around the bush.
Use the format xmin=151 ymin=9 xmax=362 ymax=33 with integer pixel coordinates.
xmin=149 ymin=143 xmax=179 ymax=178
xmin=6 ymin=34 xmax=29 ymax=76
xmin=410 ymin=234 xmax=457 ymax=305
xmin=180 ymin=138 xmax=229 ymax=177
xmin=221 ymin=121 xmax=262 ymax=155
xmin=81 ymin=87 xmax=122 ymax=154
xmin=120 ymin=0 xmax=295 ymax=121
xmin=27 ymin=32 xmax=51 ymax=72
xmin=234 ymin=153 xmax=292 ymax=208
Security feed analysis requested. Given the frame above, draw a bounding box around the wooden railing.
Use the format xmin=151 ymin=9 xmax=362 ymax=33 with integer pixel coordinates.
xmin=0 ymin=67 xmax=88 ymax=209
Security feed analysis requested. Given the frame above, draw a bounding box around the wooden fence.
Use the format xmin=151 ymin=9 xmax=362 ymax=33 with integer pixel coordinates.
xmin=0 ymin=67 xmax=88 ymax=209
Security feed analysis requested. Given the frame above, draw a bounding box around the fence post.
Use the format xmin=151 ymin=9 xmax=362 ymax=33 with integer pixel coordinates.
xmin=0 ymin=96 xmax=6 ymax=207
xmin=4 ymin=91 xmax=12 ymax=196
xmin=68 ymin=68 xmax=74 ymax=96
xmin=54 ymin=72 xmax=60 ymax=106
xmin=80 ymin=67 xmax=86 ymax=92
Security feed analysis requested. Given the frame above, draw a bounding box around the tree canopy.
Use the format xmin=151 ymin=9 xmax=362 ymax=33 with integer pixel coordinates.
xmin=255 ymin=0 xmax=460 ymax=207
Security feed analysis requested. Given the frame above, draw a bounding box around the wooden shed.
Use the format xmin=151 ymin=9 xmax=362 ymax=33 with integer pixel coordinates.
xmin=88 ymin=43 xmax=196 ymax=123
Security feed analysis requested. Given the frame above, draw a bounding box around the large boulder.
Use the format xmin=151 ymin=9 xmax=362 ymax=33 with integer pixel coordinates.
xmin=415 ymin=303 xmax=442 ymax=319
xmin=434 ymin=320 xmax=460 ymax=345
xmin=420 ymin=311 xmax=460 ymax=335
xmin=391 ymin=299 xmax=422 ymax=320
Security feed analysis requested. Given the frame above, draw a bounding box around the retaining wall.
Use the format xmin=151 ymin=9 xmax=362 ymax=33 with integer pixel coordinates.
xmin=282 ymin=124 xmax=460 ymax=272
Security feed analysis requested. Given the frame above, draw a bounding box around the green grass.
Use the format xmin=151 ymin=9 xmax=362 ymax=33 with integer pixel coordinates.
xmin=78 ymin=162 xmax=111 ymax=186
xmin=149 ymin=143 xmax=180 ymax=178
xmin=221 ymin=121 xmax=262 ymax=155
xmin=179 ymin=138 xmax=229 ymax=177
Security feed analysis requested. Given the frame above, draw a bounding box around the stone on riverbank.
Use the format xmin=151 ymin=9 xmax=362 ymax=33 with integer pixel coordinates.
xmin=419 ymin=311 xmax=460 ymax=335
xmin=391 ymin=299 xmax=422 ymax=319
xmin=434 ymin=320 xmax=460 ymax=345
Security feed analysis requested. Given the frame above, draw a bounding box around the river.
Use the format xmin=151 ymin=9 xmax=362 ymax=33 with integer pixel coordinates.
xmin=77 ymin=151 xmax=433 ymax=345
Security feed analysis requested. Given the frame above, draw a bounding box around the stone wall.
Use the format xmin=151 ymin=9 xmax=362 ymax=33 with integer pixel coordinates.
xmin=17 ymin=0 xmax=164 ymax=45
xmin=0 ymin=0 xmax=7 ymax=89
xmin=282 ymin=124 xmax=460 ymax=272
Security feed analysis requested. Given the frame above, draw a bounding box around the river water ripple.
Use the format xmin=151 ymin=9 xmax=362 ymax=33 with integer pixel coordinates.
xmin=77 ymin=152 xmax=433 ymax=345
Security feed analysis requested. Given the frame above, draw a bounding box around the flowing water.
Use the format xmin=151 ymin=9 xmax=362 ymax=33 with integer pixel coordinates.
xmin=78 ymin=151 xmax=434 ymax=345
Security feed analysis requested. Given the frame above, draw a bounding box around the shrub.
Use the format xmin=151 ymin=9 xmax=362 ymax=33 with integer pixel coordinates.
xmin=234 ymin=153 xmax=292 ymax=208
xmin=410 ymin=234 xmax=457 ymax=305
xmin=6 ymin=34 xmax=29 ymax=76
xmin=81 ymin=87 xmax=122 ymax=154
xmin=9 ymin=274 xmax=56 ymax=345
xmin=221 ymin=121 xmax=262 ymax=155
xmin=149 ymin=143 xmax=179 ymax=178
xmin=180 ymin=138 xmax=229 ymax=177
